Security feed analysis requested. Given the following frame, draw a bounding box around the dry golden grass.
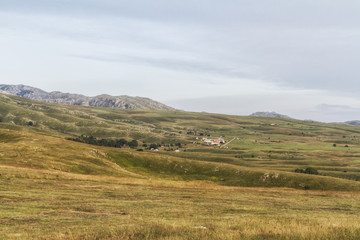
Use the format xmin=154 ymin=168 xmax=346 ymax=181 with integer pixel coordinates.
xmin=1 ymin=164 xmax=360 ymax=239
xmin=2 ymin=95 xmax=360 ymax=238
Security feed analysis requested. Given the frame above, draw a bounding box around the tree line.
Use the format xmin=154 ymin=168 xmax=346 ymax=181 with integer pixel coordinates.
xmin=67 ymin=135 xmax=138 ymax=148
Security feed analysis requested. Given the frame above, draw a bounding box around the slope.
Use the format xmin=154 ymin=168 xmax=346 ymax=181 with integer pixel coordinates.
xmin=2 ymin=92 xmax=360 ymax=190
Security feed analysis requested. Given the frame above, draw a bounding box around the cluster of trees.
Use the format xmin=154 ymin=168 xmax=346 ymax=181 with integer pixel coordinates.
xmin=68 ymin=135 xmax=138 ymax=148
xmin=68 ymin=135 xmax=185 ymax=151
xmin=294 ymin=167 xmax=319 ymax=175
xmin=186 ymin=130 xmax=210 ymax=137
xmin=142 ymin=142 xmax=182 ymax=149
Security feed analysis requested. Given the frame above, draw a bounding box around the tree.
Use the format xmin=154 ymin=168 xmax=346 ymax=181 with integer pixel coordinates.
xmin=304 ymin=167 xmax=319 ymax=175
xmin=128 ymin=140 xmax=138 ymax=149
xmin=116 ymin=139 xmax=128 ymax=147
xmin=149 ymin=143 xmax=158 ymax=149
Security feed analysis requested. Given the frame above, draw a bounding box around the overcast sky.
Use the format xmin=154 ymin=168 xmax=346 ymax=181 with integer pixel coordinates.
xmin=1 ymin=0 xmax=360 ymax=122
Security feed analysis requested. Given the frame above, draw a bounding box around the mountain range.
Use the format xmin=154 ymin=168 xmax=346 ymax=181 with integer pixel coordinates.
xmin=0 ymin=84 xmax=174 ymax=110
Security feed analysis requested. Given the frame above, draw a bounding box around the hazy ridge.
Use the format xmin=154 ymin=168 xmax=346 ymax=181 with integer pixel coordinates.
xmin=250 ymin=111 xmax=292 ymax=119
xmin=0 ymin=84 xmax=175 ymax=110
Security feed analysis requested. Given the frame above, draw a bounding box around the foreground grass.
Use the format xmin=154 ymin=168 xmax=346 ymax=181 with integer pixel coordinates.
xmin=0 ymin=163 xmax=358 ymax=239
xmin=1 ymin=165 xmax=360 ymax=240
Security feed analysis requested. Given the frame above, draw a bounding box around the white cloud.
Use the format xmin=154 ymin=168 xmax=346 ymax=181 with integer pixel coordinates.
xmin=1 ymin=1 xmax=360 ymax=122
xmin=167 ymin=89 xmax=360 ymax=122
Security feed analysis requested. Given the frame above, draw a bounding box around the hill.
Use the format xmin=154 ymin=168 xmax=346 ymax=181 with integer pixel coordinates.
xmin=2 ymin=93 xmax=360 ymax=239
xmin=345 ymin=120 xmax=360 ymax=126
xmin=1 ymin=92 xmax=360 ymax=189
xmin=0 ymin=84 xmax=174 ymax=110
xmin=250 ymin=111 xmax=292 ymax=119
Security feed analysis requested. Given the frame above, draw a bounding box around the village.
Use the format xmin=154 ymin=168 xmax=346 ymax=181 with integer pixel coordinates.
xmin=201 ymin=137 xmax=225 ymax=146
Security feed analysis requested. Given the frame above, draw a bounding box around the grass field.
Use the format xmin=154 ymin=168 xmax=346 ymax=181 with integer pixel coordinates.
xmin=2 ymin=167 xmax=360 ymax=240
xmin=2 ymin=93 xmax=360 ymax=239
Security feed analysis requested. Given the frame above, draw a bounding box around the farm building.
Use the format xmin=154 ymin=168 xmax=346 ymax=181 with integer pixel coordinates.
xmin=202 ymin=138 xmax=225 ymax=146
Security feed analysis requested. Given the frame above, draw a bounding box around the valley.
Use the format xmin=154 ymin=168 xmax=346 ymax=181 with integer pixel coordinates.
xmin=1 ymin=93 xmax=360 ymax=239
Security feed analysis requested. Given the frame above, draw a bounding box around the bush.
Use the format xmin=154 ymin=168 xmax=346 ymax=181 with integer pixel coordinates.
xmin=149 ymin=143 xmax=158 ymax=149
xmin=128 ymin=140 xmax=138 ymax=149
xmin=305 ymin=167 xmax=319 ymax=175
xmin=295 ymin=167 xmax=319 ymax=175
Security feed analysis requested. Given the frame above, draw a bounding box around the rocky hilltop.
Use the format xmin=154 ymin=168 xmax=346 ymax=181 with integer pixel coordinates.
xmin=0 ymin=84 xmax=175 ymax=110
xmin=250 ymin=111 xmax=292 ymax=119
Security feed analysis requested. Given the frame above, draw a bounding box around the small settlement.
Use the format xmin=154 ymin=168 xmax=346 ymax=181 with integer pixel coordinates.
xmin=202 ymin=137 xmax=225 ymax=146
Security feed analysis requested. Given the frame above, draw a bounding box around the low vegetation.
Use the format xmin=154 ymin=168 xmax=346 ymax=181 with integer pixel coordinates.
xmin=295 ymin=167 xmax=319 ymax=175
xmin=67 ymin=134 xmax=139 ymax=148
xmin=2 ymin=93 xmax=360 ymax=238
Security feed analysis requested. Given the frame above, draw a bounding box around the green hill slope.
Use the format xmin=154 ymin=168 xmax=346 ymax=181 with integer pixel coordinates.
xmin=1 ymin=92 xmax=360 ymax=190
xmin=3 ymin=93 xmax=360 ymax=239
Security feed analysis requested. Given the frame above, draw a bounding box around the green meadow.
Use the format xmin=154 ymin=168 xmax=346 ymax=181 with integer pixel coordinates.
xmin=1 ymin=93 xmax=360 ymax=239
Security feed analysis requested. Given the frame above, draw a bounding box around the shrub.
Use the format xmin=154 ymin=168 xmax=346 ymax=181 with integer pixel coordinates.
xmin=304 ymin=167 xmax=319 ymax=175
xmin=128 ymin=140 xmax=138 ymax=149
xmin=295 ymin=167 xmax=319 ymax=175
xmin=149 ymin=143 xmax=158 ymax=149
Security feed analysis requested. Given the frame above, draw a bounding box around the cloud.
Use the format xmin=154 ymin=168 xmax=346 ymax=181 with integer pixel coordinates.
xmin=1 ymin=1 xmax=360 ymax=121
xmin=166 ymin=89 xmax=360 ymax=122
xmin=316 ymin=104 xmax=360 ymax=112
xmin=71 ymin=54 xmax=255 ymax=80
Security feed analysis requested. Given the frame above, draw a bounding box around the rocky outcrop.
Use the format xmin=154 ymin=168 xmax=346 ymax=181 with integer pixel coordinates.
xmin=0 ymin=84 xmax=174 ymax=110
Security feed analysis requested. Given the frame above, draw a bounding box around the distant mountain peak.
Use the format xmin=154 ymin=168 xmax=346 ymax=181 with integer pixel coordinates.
xmin=250 ymin=111 xmax=292 ymax=119
xmin=0 ymin=84 xmax=175 ymax=111
xmin=344 ymin=120 xmax=360 ymax=126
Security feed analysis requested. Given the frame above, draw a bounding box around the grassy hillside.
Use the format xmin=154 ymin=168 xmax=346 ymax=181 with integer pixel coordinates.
xmin=2 ymin=92 xmax=360 ymax=186
xmin=2 ymin=93 xmax=360 ymax=239
xmin=2 ymin=128 xmax=359 ymax=191
xmin=1 ymin=129 xmax=360 ymax=239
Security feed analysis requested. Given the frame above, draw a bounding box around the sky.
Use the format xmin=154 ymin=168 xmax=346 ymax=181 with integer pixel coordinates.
xmin=1 ymin=0 xmax=360 ymax=122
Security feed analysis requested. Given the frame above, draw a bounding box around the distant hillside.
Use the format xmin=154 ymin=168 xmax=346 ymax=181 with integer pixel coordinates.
xmin=0 ymin=84 xmax=175 ymax=110
xmin=250 ymin=111 xmax=292 ymax=119
xmin=344 ymin=120 xmax=360 ymax=126
xmin=2 ymin=93 xmax=360 ymax=191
